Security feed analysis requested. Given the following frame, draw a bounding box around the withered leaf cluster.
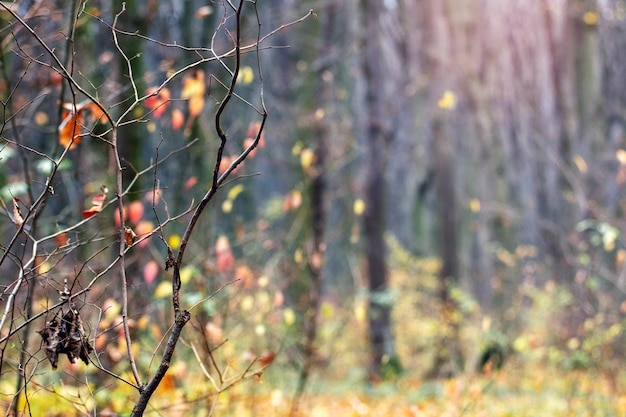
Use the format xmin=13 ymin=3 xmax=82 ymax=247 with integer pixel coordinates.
xmin=38 ymin=307 xmax=93 ymax=369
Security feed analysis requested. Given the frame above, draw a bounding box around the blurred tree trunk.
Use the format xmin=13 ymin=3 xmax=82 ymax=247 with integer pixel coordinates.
xmin=115 ymin=1 xmax=154 ymax=188
xmin=418 ymin=0 xmax=466 ymax=377
xmin=360 ymin=0 xmax=404 ymax=381
xmin=386 ymin=0 xmax=428 ymax=254
xmin=291 ymin=3 xmax=335 ymax=412
xmin=597 ymin=0 xmax=626 ymax=365
xmin=599 ymin=0 xmax=626 ymax=216
xmin=431 ymin=116 xmax=464 ymax=376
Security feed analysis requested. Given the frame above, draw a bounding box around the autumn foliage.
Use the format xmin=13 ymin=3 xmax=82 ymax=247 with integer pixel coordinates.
xmin=58 ymin=101 xmax=106 ymax=149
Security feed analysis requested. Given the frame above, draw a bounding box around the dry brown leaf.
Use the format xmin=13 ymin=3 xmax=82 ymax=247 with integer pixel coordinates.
xmin=124 ymin=226 xmax=137 ymax=245
xmin=12 ymin=197 xmax=24 ymax=227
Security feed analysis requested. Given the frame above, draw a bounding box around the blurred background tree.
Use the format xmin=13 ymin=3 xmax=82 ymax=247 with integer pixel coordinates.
xmin=2 ymin=0 xmax=626 ymax=415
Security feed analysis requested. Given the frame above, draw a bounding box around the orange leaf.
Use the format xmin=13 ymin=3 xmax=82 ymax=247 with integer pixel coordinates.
xmin=58 ymin=110 xmax=84 ymax=149
xmin=204 ymin=322 xmax=224 ymax=344
xmin=135 ymin=220 xmax=154 ymax=248
xmin=235 ymin=265 xmax=255 ymax=288
xmin=243 ymin=137 xmax=258 ymax=158
xmin=85 ymin=102 xmax=106 ymax=123
xmin=219 ymin=155 xmax=234 ymax=175
xmin=245 ymin=121 xmax=265 ymax=148
xmin=171 ymin=108 xmax=185 ymax=130
xmin=58 ymin=101 xmax=106 ymax=149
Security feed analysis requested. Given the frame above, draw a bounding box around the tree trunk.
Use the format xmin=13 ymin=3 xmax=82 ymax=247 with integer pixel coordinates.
xmin=290 ymin=3 xmax=334 ymax=413
xmin=418 ymin=0 xmax=466 ymax=377
xmin=360 ymin=0 xmax=403 ymax=381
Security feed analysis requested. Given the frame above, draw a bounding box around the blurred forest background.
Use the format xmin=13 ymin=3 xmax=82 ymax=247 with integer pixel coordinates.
xmin=1 ymin=0 xmax=626 ymax=416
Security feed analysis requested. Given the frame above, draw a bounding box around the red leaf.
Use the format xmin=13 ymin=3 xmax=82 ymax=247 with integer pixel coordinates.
xmin=127 ymin=201 xmax=144 ymax=225
xmin=145 ymin=87 xmax=171 ymax=118
xmin=82 ymin=186 xmax=108 ymax=219
xmin=258 ymin=350 xmax=276 ymax=366
xmin=184 ymin=176 xmax=197 ymax=190
xmin=55 ymin=232 xmax=70 ymax=247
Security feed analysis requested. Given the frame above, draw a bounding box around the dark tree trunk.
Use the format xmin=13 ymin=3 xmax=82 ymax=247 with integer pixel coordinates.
xmin=360 ymin=0 xmax=403 ymax=381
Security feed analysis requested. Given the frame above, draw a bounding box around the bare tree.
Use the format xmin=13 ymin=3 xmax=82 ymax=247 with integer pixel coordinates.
xmin=0 ymin=2 xmax=309 ymax=415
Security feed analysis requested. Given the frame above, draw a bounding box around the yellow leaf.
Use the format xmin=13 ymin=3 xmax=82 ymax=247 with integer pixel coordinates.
xmin=294 ymin=248 xmax=303 ymax=264
xmin=572 ymin=154 xmax=588 ymax=173
xmin=437 ymin=90 xmax=456 ymax=110
xmin=154 ymin=281 xmax=172 ymax=298
xmin=102 ymin=298 xmax=121 ymax=321
xmin=300 ymin=148 xmax=315 ymax=172
xmin=353 ymin=198 xmax=366 ymax=216
xmin=255 ymin=324 xmax=266 ymax=336
xmin=168 ymin=234 xmax=181 ymax=251
xmin=583 ymin=11 xmax=598 ymax=25
xmin=354 ymin=299 xmax=367 ymax=322
xmin=566 ymin=337 xmax=580 ymax=350
xmin=181 ymin=70 xmax=205 ymax=98
xmin=258 ymin=275 xmax=269 ymax=288
xmin=137 ymin=315 xmax=150 ymax=330
xmin=227 ymin=184 xmax=244 ymax=200
xmin=321 ymin=302 xmax=334 ymax=319
xmin=35 ymin=111 xmax=49 ymax=125
xmin=513 ymin=336 xmax=529 ymax=352
xmin=188 ymin=95 xmax=205 ymax=118
xmin=222 ymin=199 xmax=233 ymax=213
xmin=241 ymin=295 xmax=254 ymax=311
xmin=291 ymin=142 xmax=303 ymax=156
xmin=469 ymin=198 xmax=481 ymax=213
xmin=237 ymin=66 xmax=254 ymax=85
xmin=179 ymin=266 xmax=196 ymax=284
xmin=38 ymin=261 xmax=52 ymax=275
xmin=283 ymin=308 xmax=296 ymax=326
xmin=270 ymin=389 xmax=284 ymax=407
